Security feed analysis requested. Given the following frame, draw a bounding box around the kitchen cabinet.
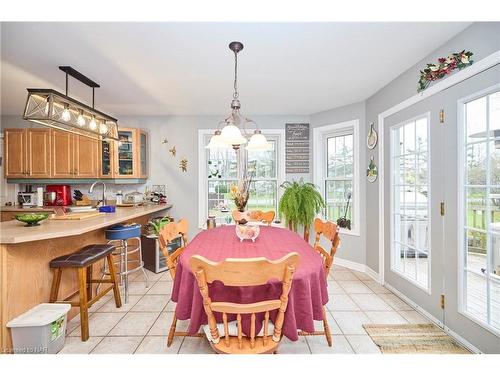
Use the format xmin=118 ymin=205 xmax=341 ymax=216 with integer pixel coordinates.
xmin=4 ymin=127 xmax=147 ymax=180
xmin=114 ymin=127 xmax=148 ymax=179
xmin=4 ymin=128 xmax=51 ymax=178
xmin=51 ymin=130 xmax=99 ymax=178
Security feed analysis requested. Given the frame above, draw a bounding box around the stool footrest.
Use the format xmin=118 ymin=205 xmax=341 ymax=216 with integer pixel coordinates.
xmin=88 ymin=285 xmax=114 ymax=308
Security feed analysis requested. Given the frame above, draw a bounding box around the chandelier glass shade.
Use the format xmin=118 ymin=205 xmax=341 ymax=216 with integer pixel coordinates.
xmin=22 ymin=66 xmax=119 ymax=141
xmin=207 ymin=41 xmax=270 ymax=151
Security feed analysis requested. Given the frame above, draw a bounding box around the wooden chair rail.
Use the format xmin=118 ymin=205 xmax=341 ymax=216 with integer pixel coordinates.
xmin=211 ymin=300 xmax=282 ymax=314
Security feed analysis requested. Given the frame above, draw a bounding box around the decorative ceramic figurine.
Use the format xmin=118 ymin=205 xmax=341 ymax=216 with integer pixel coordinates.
xmin=367 ymin=122 xmax=378 ymax=149
xmin=367 ymin=156 xmax=378 ymax=183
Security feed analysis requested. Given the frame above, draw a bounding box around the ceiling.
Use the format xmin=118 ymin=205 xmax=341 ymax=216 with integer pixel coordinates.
xmin=1 ymin=22 xmax=471 ymax=116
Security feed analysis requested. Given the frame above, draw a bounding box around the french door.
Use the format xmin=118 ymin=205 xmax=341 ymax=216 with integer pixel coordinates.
xmin=383 ymin=64 xmax=500 ymax=353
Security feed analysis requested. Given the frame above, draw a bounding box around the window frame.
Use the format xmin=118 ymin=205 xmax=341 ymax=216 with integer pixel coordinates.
xmin=313 ymin=119 xmax=360 ymax=236
xmin=458 ymin=84 xmax=500 ymax=337
xmin=198 ymin=128 xmax=285 ymax=229
xmin=389 ymin=112 xmax=432 ymax=293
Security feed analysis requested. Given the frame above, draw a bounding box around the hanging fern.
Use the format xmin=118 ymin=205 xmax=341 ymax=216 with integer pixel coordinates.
xmin=278 ymin=180 xmax=325 ymax=232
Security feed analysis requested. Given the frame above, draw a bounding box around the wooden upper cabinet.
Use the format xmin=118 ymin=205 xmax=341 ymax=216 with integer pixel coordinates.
xmin=51 ymin=130 xmax=74 ymax=178
xmin=99 ymin=139 xmax=115 ymax=178
xmin=4 ymin=128 xmax=51 ymax=178
xmin=26 ymin=128 xmax=51 ymax=178
xmin=4 ymin=129 xmax=27 ymax=178
xmin=74 ymin=135 xmax=99 ymax=178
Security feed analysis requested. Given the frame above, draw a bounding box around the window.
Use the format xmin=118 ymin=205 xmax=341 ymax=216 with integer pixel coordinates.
xmin=199 ymin=130 xmax=284 ymax=227
xmin=390 ymin=114 xmax=430 ymax=290
xmin=460 ymin=89 xmax=500 ymax=333
xmin=313 ymin=119 xmax=360 ymax=235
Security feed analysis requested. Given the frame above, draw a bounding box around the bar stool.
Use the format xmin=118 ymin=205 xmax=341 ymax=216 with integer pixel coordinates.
xmin=102 ymin=223 xmax=149 ymax=304
xmin=49 ymin=244 xmax=122 ymax=341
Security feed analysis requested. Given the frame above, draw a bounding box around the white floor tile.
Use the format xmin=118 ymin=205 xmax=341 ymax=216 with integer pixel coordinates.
xmin=276 ymin=336 xmax=310 ymax=354
xmin=135 ymin=336 xmax=182 ymax=354
xmin=88 ymin=295 xmax=112 ymax=313
xmin=163 ymin=300 xmax=177 ymax=312
xmin=327 ymin=280 xmax=346 ymax=295
xmin=398 ymin=310 xmax=430 ymax=323
xmin=346 ymin=335 xmax=381 ymax=354
xmin=332 ymin=311 xmax=372 ymax=334
xmin=363 ymin=280 xmax=392 ymax=294
xmin=337 ymin=280 xmax=374 ymax=294
xmin=350 ymin=294 xmax=392 ymax=311
xmin=327 ymin=294 xmax=360 ymax=311
xmin=313 ymin=311 xmax=342 ymax=334
xmin=146 ymin=281 xmax=173 ymax=295
xmin=379 ymin=294 xmax=414 ymax=311
xmin=178 ymin=337 xmax=214 ymax=354
xmin=109 ymin=312 xmax=160 ymax=336
xmin=307 ymin=335 xmax=354 ymax=354
xmin=332 ymin=270 xmax=359 ymax=281
xmin=364 ymin=311 xmax=408 ymax=324
xmin=68 ymin=312 xmax=125 ymax=337
xmin=352 ymin=270 xmax=372 ymax=281
xmin=148 ymin=312 xmax=175 ymax=336
xmin=127 ymin=281 xmax=153 ymax=295
xmin=159 ymin=272 xmax=174 ymax=282
xmin=131 ymin=295 xmax=168 ymax=312
xmin=91 ymin=336 xmax=143 ymax=354
xmin=59 ymin=336 xmax=104 ymax=354
xmin=97 ymin=294 xmax=141 ymax=312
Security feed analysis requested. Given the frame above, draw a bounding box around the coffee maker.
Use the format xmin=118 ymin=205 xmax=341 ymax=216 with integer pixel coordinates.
xmin=17 ymin=185 xmax=37 ymax=207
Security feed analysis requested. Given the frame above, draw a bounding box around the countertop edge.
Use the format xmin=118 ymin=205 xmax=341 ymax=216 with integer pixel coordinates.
xmin=0 ymin=204 xmax=172 ymax=244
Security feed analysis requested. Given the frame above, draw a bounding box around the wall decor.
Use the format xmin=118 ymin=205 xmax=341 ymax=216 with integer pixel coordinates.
xmin=179 ymin=158 xmax=188 ymax=172
xmin=418 ymin=50 xmax=473 ymax=92
xmin=367 ymin=122 xmax=378 ymax=149
xmin=366 ymin=156 xmax=378 ymax=183
xmin=161 ymin=138 xmax=168 ymax=144
xmin=169 ymin=146 xmax=176 ymax=157
xmin=285 ymin=123 xmax=310 ymax=174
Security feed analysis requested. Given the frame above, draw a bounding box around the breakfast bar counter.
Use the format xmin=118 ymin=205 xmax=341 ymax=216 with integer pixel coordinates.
xmin=0 ymin=204 xmax=172 ymax=351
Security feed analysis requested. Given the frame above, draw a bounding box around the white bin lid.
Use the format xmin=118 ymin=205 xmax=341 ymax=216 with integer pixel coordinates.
xmin=7 ymin=303 xmax=71 ymax=328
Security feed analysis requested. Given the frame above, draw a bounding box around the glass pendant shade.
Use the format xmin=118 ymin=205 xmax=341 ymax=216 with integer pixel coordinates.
xmin=220 ymin=124 xmax=247 ymax=145
xmin=61 ymin=105 xmax=71 ymax=122
xmin=77 ymin=110 xmax=86 ymax=126
xmin=89 ymin=117 xmax=97 ymax=130
xmin=206 ymin=131 xmax=230 ymax=149
xmin=246 ymin=130 xmax=272 ymax=150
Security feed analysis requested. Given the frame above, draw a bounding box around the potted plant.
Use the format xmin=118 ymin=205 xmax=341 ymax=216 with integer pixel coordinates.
xmin=278 ymin=180 xmax=325 ymax=242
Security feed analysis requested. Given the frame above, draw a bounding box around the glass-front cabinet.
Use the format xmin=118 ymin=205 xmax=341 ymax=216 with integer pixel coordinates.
xmin=99 ymin=127 xmax=148 ymax=179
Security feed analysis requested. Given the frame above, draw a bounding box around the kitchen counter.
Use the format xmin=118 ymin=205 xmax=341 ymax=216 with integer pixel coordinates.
xmin=0 ymin=206 xmax=57 ymax=212
xmin=0 ymin=203 xmax=172 ymax=351
xmin=0 ymin=204 xmax=172 ymax=244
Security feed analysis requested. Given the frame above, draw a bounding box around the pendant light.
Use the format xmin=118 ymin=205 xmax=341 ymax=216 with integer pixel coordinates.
xmin=207 ymin=41 xmax=270 ymax=151
xmin=22 ymin=66 xmax=119 ymax=140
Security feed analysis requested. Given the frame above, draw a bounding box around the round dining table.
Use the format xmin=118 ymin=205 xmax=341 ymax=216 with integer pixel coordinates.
xmin=171 ymin=225 xmax=329 ymax=341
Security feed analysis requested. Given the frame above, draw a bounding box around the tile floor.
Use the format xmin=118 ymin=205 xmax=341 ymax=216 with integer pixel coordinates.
xmin=59 ymin=264 xmax=432 ymax=354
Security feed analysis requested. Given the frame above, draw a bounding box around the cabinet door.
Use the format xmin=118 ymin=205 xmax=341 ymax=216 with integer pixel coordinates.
xmin=74 ymin=135 xmax=99 ymax=178
xmin=4 ymin=129 xmax=27 ymax=178
xmin=26 ymin=128 xmax=51 ymax=178
xmin=99 ymin=139 xmax=115 ymax=178
xmin=115 ymin=129 xmax=137 ymax=178
xmin=139 ymin=130 xmax=148 ymax=178
xmin=51 ymin=130 xmax=74 ymax=178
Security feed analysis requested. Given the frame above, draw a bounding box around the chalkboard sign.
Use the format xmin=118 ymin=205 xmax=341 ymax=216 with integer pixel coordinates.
xmin=285 ymin=123 xmax=310 ymax=173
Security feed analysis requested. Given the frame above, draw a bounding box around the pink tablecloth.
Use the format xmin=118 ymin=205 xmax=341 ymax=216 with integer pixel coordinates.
xmin=171 ymin=225 xmax=329 ymax=341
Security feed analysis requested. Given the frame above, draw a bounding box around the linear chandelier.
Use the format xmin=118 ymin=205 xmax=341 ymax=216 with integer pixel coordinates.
xmin=22 ymin=66 xmax=119 ymax=141
xmin=206 ymin=41 xmax=271 ymax=151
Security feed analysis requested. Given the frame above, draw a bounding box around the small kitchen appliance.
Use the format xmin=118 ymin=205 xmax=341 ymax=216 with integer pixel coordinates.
xmin=45 ymin=185 xmax=72 ymax=206
xmin=17 ymin=192 xmax=37 ymax=207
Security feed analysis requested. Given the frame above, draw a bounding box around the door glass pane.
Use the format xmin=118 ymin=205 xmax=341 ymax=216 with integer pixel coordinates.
xmin=391 ymin=115 xmax=429 ymax=289
xmin=466 ymin=143 xmax=487 ymax=185
xmin=490 ymin=141 xmax=500 ymax=186
xmin=118 ymin=131 xmax=134 ymax=175
xmin=140 ymin=133 xmax=147 ymax=176
xmin=490 ymin=92 xmax=500 ymax=133
xmin=466 ymin=187 xmax=487 ymax=230
xmin=465 ymin=229 xmax=487 ymax=274
xmin=101 ymin=140 xmax=112 ymax=176
xmin=465 ymin=271 xmax=488 ymax=323
xmin=490 ymin=280 xmax=500 ymax=330
xmin=466 ymin=96 xmax=487 ymax=143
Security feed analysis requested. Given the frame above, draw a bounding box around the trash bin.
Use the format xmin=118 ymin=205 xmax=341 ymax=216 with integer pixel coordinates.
xmin=6 ymin=303 xmax=71 ymax=354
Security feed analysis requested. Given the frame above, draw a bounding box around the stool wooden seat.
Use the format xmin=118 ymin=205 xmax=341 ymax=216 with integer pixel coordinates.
xmin=49 ymin=244 xmax=122 ymax=341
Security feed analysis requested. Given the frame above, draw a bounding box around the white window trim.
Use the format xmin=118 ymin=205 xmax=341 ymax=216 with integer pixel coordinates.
xmin=313 ymin=119 xmax=360 ymax=236
xmin=457 ymin=83 xmax=500 ymax=338
xmin=198 ymin=128 xmax=285 ymax=229
xmin=389 ymin=112 xmax=432 ymax=294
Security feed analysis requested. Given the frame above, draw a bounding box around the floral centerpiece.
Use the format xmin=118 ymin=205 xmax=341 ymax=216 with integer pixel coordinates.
xmin=229 ymin=161 xmax=255 ymax=212
xmin=418 ymin=50 xmax=473 ymax=92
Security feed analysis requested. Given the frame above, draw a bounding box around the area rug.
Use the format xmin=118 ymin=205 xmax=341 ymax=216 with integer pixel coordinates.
xmin=362 ymin=324 xmax=471 ymax=354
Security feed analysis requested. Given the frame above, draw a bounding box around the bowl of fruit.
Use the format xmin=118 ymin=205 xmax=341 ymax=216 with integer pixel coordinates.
xmin=235 ymin=224 xmax=260 ymax=242
xmin=15 ymin=213 xmax=49 ymax=227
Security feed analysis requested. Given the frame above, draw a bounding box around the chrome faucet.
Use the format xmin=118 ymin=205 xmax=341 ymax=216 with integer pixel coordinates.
xmin=89 ymin=181 xmax=107 ymax=207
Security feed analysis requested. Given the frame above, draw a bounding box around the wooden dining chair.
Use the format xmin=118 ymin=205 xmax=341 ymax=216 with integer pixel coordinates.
xmin=158 ymin=218 xmax=200 ymax=347
xmin=189 ymin=252 xmax=300 ymax=354
xmin=232 ymin=209 xmax=276 ymax=226
xmin=313 ymin=218 xmax=341 ymax=260
xmin=297 ymin=218 xmax=340 ymax=347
